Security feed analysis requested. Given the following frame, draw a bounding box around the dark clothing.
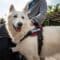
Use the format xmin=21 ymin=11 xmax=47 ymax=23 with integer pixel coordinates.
xmin=0 ymin=24 xmax=26 ymax=60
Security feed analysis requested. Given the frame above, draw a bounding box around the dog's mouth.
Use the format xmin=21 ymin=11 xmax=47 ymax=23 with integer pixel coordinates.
xmin=13 ymin=25 xmax=22 ymax=32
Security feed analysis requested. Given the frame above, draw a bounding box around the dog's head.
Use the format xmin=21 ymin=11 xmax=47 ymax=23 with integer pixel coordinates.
xmin=7 ymin=5 xmax=35 ymax=43
xmin=8 ymin=5 xmax=28 ymax=32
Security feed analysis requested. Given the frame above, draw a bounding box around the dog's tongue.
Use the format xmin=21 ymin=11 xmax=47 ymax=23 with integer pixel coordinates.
xmin=16 ymin=28 xmax=21 ymax=32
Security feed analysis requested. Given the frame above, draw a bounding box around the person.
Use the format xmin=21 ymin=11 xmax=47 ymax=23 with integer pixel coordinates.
xmin=24 ymin=0 xmax=47 ymax=27
xmin=24 ymin=0 xmax=47 ymax=55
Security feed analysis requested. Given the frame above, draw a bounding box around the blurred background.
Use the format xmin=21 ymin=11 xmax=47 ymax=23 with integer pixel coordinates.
xmin=0 ymin=0 xmax=60 ymax=25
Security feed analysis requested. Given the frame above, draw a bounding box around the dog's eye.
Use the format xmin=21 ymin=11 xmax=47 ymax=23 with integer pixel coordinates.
xmin=14 ymin=15 xmax=17 ymax=18
xmin=21 ymin=16 xmax=24 ymax=19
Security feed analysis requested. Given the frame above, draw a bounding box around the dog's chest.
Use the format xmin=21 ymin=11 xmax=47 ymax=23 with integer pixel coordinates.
xmin=12 ymin=36 xmax=38 ymax=54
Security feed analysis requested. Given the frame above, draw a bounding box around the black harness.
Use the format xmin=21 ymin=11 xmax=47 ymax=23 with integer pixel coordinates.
xmin=20 ymin=28 xmax=43 ymax=56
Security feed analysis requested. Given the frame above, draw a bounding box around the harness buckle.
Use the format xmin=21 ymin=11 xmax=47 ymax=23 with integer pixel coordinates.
xmin=30 ymin=28 xmax=41 ymax=36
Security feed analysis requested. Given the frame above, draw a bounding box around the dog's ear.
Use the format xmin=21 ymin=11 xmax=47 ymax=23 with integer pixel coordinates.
xmin=9 ymin=5 xmax=15 ymax=12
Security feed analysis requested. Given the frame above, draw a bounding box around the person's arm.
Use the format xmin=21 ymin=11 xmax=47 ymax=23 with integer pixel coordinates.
xmin=32 ymin=0 xmax=47 ymax=25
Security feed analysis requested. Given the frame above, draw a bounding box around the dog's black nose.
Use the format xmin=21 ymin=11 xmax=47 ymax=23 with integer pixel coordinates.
xmin=18 ymin=22 xmax=22 ymax=27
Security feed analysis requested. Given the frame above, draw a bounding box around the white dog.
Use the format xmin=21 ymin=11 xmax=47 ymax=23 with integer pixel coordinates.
xmin=6 ymin=5 xmax=60 ymax=60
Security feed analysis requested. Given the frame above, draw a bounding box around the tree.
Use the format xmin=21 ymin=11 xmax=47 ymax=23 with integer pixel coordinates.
xmin=48 ymin=6 xmax=52 ymax=12
xmin=44 ymin=3 xmax=60 ymax=26
xmin=54 ymin=3 xmax=60 ymax=12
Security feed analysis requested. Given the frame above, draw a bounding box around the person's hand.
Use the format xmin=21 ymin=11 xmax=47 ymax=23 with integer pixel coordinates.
xmin=31 ymin=18 xmax=39 ymax=27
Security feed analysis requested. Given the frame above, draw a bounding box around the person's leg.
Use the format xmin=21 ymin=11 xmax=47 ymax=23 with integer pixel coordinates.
xmin=37 ymin=26 xmax=43 ymax=55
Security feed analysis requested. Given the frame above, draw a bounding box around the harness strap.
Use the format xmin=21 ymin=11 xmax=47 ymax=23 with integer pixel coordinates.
xmin=20 ymin=28 xmax=40 ymax=42
xmin=20 ymin=28 xmax=43 ymax=56
xmin=37 ymin=29 xmax=43 ymax=55
xmin=20 ymin=31 xmax=32 ymax=42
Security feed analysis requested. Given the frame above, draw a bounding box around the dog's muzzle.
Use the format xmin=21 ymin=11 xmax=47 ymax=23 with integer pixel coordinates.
xmin=13 ymin=22 xmax=23 ymax=32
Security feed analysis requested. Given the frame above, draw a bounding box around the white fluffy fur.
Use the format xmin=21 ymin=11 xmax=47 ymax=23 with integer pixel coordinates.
xmin=6 ymin=5 xmax=60 ymax=60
